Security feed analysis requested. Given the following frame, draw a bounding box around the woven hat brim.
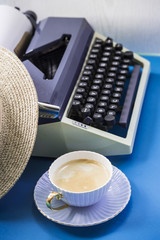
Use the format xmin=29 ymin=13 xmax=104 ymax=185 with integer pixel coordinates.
xmin=0 ymin=47 xmax=39 ymax=198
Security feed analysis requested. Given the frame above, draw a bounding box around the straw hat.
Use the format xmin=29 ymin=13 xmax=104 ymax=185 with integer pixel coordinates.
xmin=0 ymin=46 xmax=39 ymax=198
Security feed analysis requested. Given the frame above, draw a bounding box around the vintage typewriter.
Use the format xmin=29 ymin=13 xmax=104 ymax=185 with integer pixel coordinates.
xmin=22 ymin=17 xmax=150 ymax=157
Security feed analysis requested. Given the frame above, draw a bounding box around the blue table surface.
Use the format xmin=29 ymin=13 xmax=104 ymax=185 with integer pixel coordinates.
xmin=0 ymin=55 xmax=160 ymax=240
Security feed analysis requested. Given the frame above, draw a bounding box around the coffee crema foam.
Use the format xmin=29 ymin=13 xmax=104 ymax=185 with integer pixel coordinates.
xmin=53 ymin=159 xmax=110 ymax=192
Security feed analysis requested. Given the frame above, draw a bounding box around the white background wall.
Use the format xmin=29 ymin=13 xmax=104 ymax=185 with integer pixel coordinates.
xmin=0 ymin=0 xmax=159 ymax=54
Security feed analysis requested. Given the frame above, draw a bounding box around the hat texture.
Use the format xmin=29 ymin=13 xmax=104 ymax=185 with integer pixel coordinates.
xmin=0 ymin=46 xmax=38 ymax=198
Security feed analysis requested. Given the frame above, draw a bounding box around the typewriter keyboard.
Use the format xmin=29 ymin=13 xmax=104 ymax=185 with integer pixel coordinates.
xmin=68 ymin=37 xmax=142 ymax=137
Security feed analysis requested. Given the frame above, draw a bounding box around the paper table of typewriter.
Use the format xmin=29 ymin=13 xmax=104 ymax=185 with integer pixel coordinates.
xmin=22 ymin=17 xmax=150 ymax=157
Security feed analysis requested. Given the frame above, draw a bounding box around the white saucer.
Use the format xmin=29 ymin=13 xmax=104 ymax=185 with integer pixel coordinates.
xmin=34 ymin=166 xmax=131 ymax=227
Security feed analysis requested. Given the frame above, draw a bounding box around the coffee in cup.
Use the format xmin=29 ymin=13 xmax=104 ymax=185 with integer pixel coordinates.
xmin=47 ymin=151 xmax=113 ymax=209
xmin=53 ymin=159 xmax=111 ymax=193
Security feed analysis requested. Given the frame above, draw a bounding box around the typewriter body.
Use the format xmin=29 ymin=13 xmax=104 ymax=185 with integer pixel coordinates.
xmin=22 ymin=17 xmax=150 ymax=157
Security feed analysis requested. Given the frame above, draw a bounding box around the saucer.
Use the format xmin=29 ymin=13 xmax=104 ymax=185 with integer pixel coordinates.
xmin=34 ymin=166 xmax=131 ymax=227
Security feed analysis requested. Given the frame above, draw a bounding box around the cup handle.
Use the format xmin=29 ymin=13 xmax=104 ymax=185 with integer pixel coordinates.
xmin=46 ymin=191 xmax=69 ymax=210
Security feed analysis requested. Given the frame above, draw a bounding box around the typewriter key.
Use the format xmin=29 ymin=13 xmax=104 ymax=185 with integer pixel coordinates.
xmin=105 ymin=78 xmax=114 ymax=84
xmin=105 ymin=37 xmax=113 ymax=47
xmin=88 ymin=91 xmax=99 ymax=99
xmin=100 ymin=95 xmax=109 ymax=102
xmin=86 ymin=97 xmax=96 ymax=104
xmin=116 ymin=81 xmax=125 ymax=87
xmin=81 ymin=107 xmax=91 ymax=118
xmin=98 ymin=101 xmax=108 ymax=109
xmin=96 ymin=108 xmax=106 ymax=116
xmin=123 ymin=51 xmax=133 ymax=60
xmin=108 ymin=104 xmax=118 ymax=111
xmin=85 ymin=103 xmax=94 ymax=113
xmin=93 ymin=113 xmax=103 ymax=123
xmin=115 ymin=43 xmax=123 ymax=51
xmin=117 ymin=75 xmax=126 ymax=81
xmin=104 ymin=115 xmax=116 ymax=126
xmin=72 ymin=100 xmax=81 ymax=110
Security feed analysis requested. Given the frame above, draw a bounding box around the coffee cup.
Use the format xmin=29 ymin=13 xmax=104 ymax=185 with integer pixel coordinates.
xmin=46 ymin=151 xmax=113 ymax=209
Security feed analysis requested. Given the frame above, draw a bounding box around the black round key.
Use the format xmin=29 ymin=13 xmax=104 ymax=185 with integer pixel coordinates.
xmin=101 ymin=89 xmax=111 ymax=96
xmin=119 ymin=69 xmax=128 ymax=76
xmin=107 ymin=110 xmax=116 ymax=116
xmin=89 ymin=91 xmax=99 ymax=99
xmin=83 ymin=116 xmax=93 ymax=125
xmin=112 ymin=92 xmax=121 ymax=99
xmin=110 ymin=98 xmax=120 ymax=105
xmin=99 ymin=62 xmax=108 ymax=68
xmin=95 ymin=38 xmax=103 ymax=44
xmin=108 ymin=104 xmax=118 ymax=111
xmin=112 ymin=61 xmax=119 ymax=67
xmin=117 ymin=75 xmax=126 ymax=81
xmin=93 ymin=113 xmax=103 ymax=123
xmin=81 ymin=107 xmax=91 ymax=118
xmin=86 ymin=97 xmax=96 ymax=104
xmin=98 ymin=101 xmax=108 ymax=109
xmin=107 ymin=72 xmax=116 ymax=79
xmin=109 ymin=66 xmax=118 ymax=73
xmin=123 ymin=59 xmax=131 ymax=64
xmin=104 ymin=83 xmax=113 ymax=90
xmin=91 ymin=48 xmax=100 ymax=55
xmin=113 ymin=56 xmax=121 ymax=61
xmin=115 ymin=51 xmax=122 ymax=56
xmin=87 ymin=59 xmax=97 ymax=68
xmin=105 ymin=78 xmax=114 ymax=84
xmin=74 ymin=94 xmax=83 ymax=102
xmin=114 ymin=87 xmax=123 ymax=93
xmin=115 ymin=43 xmax=123 ymax=51
xmin=121 ymin=64 xmax=129 ymax=71
xmin=89 ymin=54 xmax=98 ymax=60
xmin=83 ymin=70 xmax=92 ymax=77
xmin=104 ymin=114 xmax=116 ymax=125
xmin=91 ymin=85 xmax=101 ymax=92
xmin=72 ymin=100 xmax=81 ymax=110
xmin=96 ymin=108 xmax=106 ymax=116
xmin=105 ymin=37 xmax=113 ymax=46
xmin=93 ymin=79 xmax=103 ymax=87
xmin=103 ymin=51 xmax=111 ymax=57
xmin=124 ymin=51 xmax=133 ymax=59
xmin=104 ymin=46 xmax=113 ymax=52
xmin=100 ymin=95 xmax=109 ymax=102
xmin=81 ymin=76 xmax=90 ymax=83
xmin=79 ymin=81 xmax=88 ymax=90
xmin=93 ymin=43 xmax=102 ymax=50
xmin=97 ymin=68 xmax=106 ymax=75
xmin=85 ymin=65 xmax=94 ymax=72
xmin=95 ymin=74 xmax=104 ymax=80
xmin=85 ymin=103 xmax=94 ymax=113
xmin=101 ymin=57 xmax=109 ymax=63
xmin=116 ymin=81 xmax=125 ymax=87
xmin=76 ymin=87 xmax=86 ymax=96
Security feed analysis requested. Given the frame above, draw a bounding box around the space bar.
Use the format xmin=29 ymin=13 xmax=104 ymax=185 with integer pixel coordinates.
xmin=119 ymin=65 xmax=141 ymax=128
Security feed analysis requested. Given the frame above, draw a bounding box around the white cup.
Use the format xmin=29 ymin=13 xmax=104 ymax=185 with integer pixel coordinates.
xmin=46 ymin=151 xmax=113 ymax=209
